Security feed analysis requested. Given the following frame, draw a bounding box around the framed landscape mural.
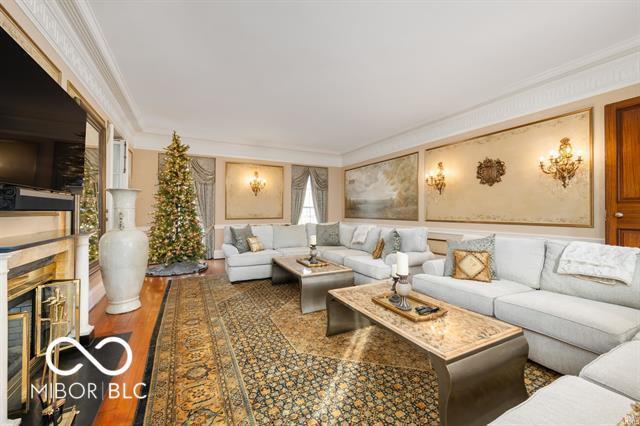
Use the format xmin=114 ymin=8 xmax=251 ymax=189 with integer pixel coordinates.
xmin=225 ymin=162 xmax=284 ymax=220
xmin=345 ymin=152 xmax=419 ymax=220
xmin=424 ymin=108 xmax=593 ymax=227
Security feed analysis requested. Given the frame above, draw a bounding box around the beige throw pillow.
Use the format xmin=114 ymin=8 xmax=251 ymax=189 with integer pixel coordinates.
xmin=452 ymin=250 xmax=492 ymax=282
xmin=372 ymin=239 xmax=385 ymax=259
xmin=247 ymin=236 xmax=264 ymax=252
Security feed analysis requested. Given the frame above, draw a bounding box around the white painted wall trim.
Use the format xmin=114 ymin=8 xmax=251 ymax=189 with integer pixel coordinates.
xmin=14 ymin=1 xmax=640 ymax=167
xmin=132 ymin=132 xmax=343 ymax=167
xmin=214 ymin=249 xmax=225 ymax=259
xmin=89 ymin=281 xmax=106 ymax=310
xmin=343 ymin=45 xmax=640 ymax=165
xmin=15 ymin=0 xmax=136 ymax=138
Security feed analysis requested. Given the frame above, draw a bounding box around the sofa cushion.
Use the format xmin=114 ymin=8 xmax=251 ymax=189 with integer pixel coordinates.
xmin=223 ymin=225 xmax=246 ymax=244
xmin=412 ymin=275 xmax=533 ymax=316
xmin=398 ymin=227 xmax=428 ymax=252
xmin=495 ymin=290 xmax=640 ymax=354
xmin=385 ymin=251 xmax=435 ymax=267
xmin=580 ymin=341 xmax=640 ymax=401
xmin=489 ymin=376 xmax=634 ymax=426
xmin=495 ymin=237 xmax=545 ymax=288
xmin=381 ymin=228 xmax=401 ymax=259
xmin=444 ymin=234 xmax=497 ymax=279
xmin=339 ymin=223 xmax=356 ymax=247
xmin=230 ymin=225 xmax=254 ymax=253
xmin=277 ymin=247 xmax=311 ymax=257
xmin=350 ymin=227 xmax=381 ymax=253
xmin=305 ymin=223 xmax=316 ymax=242
xmin=226 ymin=249 xmax=280 ymax=267
xmin=273 ymin=225 xmax=307 ymax=249
xmin=323 ymin=248 xmax=369 ymax=264
xmin=344 ymin=256 xmax=391 ymax=280
xmin=250 ymin=225 xmax=274 ymax=249
xmin=541 ymin=240 xmax=640 ymax=309
xmin=317 ymin=222 xmax=340 ymax=245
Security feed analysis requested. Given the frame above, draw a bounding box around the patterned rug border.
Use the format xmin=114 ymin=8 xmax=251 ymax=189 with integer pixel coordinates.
xmin=133 ymin=279 xmax=173 ymax=425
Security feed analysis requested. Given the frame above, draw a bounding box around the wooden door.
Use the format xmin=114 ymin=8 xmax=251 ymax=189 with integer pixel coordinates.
xmin=605 ymin=96 xmax=640 ymax=247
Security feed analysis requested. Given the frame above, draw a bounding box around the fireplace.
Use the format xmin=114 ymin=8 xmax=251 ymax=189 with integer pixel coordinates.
xmin=6 ymin=252 xmax=79 ymax=416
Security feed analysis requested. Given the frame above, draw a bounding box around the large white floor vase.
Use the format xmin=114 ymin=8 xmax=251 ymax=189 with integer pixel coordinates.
xmin=99 ymin=189 xmax=149 ymax=314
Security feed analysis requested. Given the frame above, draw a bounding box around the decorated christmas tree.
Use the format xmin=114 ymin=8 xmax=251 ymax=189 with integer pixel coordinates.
xmin=80 ymin=161 xmax=99 ymax=262
xmin=148 ymin=131 xmax=205 ymax=266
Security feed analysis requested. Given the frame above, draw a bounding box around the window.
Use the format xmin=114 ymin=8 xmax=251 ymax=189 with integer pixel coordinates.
xmin=298 ymin=176 xmax=317 ymax=224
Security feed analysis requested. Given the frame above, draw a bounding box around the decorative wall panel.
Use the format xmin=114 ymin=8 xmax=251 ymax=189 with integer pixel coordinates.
xmin=425 ymin=109 xmax=593 ymax=227
xmin=345 ymin=153 xmax=419 ymax=221
xmin=225 ymin=163 xmax=284 ymax=220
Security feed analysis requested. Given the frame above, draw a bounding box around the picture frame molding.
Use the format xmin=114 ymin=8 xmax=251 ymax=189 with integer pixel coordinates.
xmin=424 ymin=107 xmax=594 ymax=228
xmin=225 ymin=161 xmax=285 ymax=220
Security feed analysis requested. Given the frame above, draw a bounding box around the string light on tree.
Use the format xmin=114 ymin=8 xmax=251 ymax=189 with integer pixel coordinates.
xmin=147 ymin=131 xmax=205 ymax=266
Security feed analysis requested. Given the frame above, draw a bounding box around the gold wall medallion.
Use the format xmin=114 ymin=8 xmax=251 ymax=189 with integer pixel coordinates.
xmin=476 ymin=158 xmax=506 ymax=186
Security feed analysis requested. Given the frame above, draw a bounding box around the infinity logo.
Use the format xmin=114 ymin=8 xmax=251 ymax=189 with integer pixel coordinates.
xmin=45 ymin=336 xmax=133 ymax=377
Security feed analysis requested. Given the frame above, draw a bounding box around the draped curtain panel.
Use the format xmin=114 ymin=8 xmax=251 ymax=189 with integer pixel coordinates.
xmin=291 ymin=165 xmax=310 ymax=225
xmin=159 ymin=154 xmax=216 ymax=259
xmin=309 ymin=167 xmax=328 ymax=223
xmin=189 ymin=157 xmax=216 ymax=259
xmin=291 ymin=165 xmax=328 ymax=224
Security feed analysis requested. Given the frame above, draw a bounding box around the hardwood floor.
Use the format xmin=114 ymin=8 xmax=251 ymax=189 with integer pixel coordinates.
xmin=91 ymin=259 xmax=225 ymax=426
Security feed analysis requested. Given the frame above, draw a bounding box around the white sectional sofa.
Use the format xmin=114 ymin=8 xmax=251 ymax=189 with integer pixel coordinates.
xmin=491 ymin=340 xmax=639 ymax=425
xmin=222 ymin=222 xmax=436 ymax=284
xmin=414 ymin=235 xmax=640 ymax=376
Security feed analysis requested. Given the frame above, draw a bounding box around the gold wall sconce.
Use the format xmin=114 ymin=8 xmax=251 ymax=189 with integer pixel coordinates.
xmin=426 ymin=162 xmax=447 ymax=194
xmin=249 ymin=171 xmax=267 ymax=196
xmin=539 ymin=137 xmax=583 ymax=188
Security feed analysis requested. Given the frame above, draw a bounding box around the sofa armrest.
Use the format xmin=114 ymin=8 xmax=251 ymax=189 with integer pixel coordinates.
xmin=422 ymin=258 xmax=445 ymax=276
xmin=222 ymin=243 xmax=239 ymax=258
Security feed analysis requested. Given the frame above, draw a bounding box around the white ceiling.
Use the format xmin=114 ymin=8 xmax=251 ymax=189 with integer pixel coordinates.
xmin=87 ymin=1 xmax=639 ymax=160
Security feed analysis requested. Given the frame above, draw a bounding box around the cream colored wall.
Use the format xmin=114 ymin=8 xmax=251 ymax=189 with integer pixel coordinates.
xmin=340 ymin=85 xmax=640 ymax=242
xmin=130 ymin=148 xmax=343 ymax=250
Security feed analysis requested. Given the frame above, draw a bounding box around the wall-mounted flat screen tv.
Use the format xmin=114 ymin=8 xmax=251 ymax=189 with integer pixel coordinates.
xmin=0 ymin=26 xmax=87 ymax=193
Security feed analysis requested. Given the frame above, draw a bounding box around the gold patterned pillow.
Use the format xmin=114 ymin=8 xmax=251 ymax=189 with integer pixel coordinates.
xmin=372 ymin=239 xmax=385 ymax=259
xmin=452 ymin=250 xmax=492 ymax=282
xmin=618 ymin=402 xmax=640 ymax=426
xmin=247 ymin=236 xmax=264 ymax=252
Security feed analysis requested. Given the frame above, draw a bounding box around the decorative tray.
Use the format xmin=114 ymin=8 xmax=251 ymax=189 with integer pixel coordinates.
xmin=296 ymin=258 xmax=330 ymax=268
xmin=372 ymin=292 xmax=448 ymax=322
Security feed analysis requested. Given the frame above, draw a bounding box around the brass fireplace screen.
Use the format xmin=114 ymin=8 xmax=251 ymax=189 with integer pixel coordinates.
xmin=8 ymin=267 xmax=79 ymax=415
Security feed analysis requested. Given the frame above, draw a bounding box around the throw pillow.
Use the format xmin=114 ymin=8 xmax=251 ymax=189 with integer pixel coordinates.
xmin=452 ymin=250 xmax=492 ymax=282
xmin=444 ymin=235 xmax=498 ymax=279
xmin=317 ymin=222 xmax=340 ymax=246
xmin=381 ymin=229 xmax=401 ymax=259
xmin=230 ymin=225 xmax=254 ymax=254
xmin=247 ymin=236 xmax=264 ymax=252
xmin=372 ymin=239 xmax=385 ymax=259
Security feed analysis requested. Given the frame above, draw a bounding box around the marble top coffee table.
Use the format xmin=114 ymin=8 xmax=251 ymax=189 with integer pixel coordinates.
xmin=272 ymin=256 xmax=354 ymax=314
xmin=326 ymin=282 xmax=528 ymax=426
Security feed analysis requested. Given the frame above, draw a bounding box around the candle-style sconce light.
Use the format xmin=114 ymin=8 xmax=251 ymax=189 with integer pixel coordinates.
xmin=426 ymin=162 xmax=447 ymax=195
xmin=539 ymin=137 xmax=583 ymax=188
xmin=249 ymin=171 xmax=267 ymax=196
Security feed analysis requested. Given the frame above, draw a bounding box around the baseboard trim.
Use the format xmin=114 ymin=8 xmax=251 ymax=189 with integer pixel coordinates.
xmin=213 ymin=249 xmax=225 ymax=259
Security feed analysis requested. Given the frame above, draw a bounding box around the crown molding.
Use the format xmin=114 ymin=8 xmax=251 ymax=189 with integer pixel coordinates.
xmin=12 ymin=0 xmax=640 ymax=167
xmin=343 ymin=42 xmax=640 ymax=165
xmin=132 ymin=131 xmax=343 ymax=167
xmin=56 ymin=0 xmax=144 ymax=131
xmin=15 ymin=0 xmax=138 ymax=137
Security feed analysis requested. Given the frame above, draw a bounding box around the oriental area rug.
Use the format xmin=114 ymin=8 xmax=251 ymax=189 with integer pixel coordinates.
xmin=136 ymin=275 xmax=559 ymax=425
